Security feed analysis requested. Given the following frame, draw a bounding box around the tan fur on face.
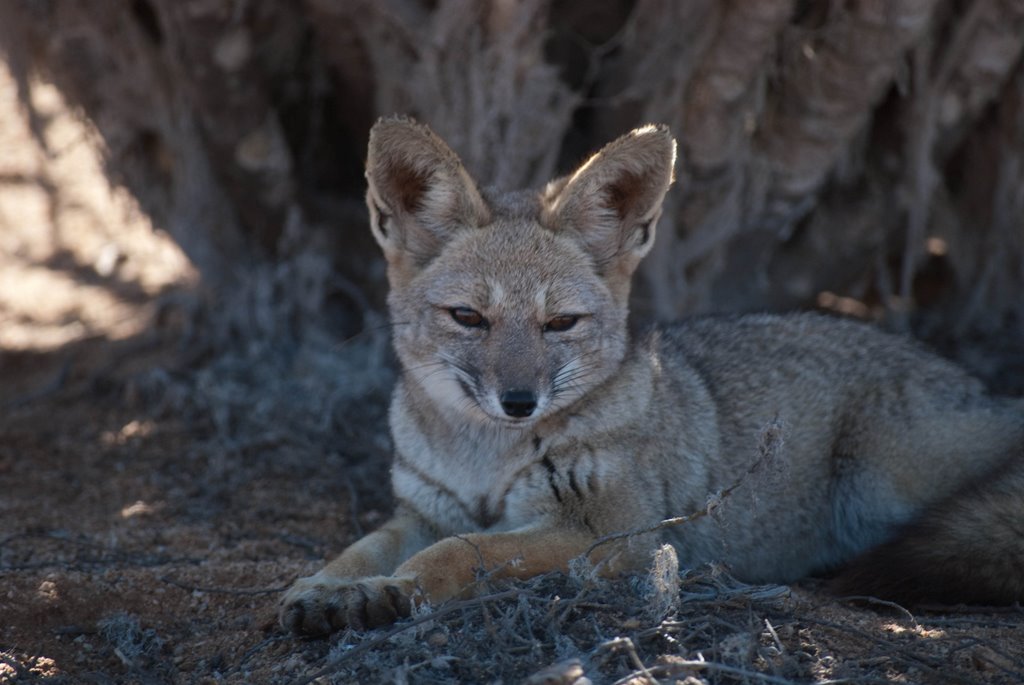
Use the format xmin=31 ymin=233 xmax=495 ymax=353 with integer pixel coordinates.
xmin=389 ymin=219 xmax=628 ymax=424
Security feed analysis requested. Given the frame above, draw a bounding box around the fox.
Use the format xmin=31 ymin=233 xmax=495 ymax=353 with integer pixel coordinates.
xmin=279 ymin=116 xmax=1024 ymax=635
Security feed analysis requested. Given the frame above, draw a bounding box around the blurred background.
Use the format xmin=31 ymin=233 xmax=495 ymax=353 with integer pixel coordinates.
xmin=2 ymin=0 xmax=1024 ymax=400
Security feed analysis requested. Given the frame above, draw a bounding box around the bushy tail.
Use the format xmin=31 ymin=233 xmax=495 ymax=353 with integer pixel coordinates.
xmin=835 ymin=452 xmax=1024 ymax=605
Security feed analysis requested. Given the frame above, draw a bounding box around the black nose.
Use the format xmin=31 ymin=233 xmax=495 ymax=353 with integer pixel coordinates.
xmin=500 ymin=390 xmax=537 ymax=418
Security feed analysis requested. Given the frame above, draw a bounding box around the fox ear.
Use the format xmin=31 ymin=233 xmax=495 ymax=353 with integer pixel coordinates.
xmin=365 ymin=117 xmax=490 ymax=273
xmin=542 ymin=125 xmax=676 ymax=275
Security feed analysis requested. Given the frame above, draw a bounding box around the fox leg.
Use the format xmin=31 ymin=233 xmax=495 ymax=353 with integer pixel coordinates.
xmin=279 ymin=508 xmax=436 ymax=635
xmin=391 ymin=526 xmax=600 ymax=602
xmin=282 ymin=525 xmax=601 ymax=634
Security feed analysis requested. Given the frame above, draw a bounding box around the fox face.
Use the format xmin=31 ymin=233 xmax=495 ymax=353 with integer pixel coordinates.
xmin=365 ymin=117 xmax=676 ymax=426
xmin=390 ymin=219 xmax=627 ymax=424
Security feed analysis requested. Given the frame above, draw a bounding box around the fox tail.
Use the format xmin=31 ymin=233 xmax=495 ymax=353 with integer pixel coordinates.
xmin=835 ymin=452 xmax=1024 ymax=606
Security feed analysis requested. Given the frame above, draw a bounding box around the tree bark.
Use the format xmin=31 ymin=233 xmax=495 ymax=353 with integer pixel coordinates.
xmin=2 ymin=0 xmax=1022 ymax=385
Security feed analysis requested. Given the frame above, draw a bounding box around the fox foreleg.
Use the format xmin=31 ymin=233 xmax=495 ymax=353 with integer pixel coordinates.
xmin=280 ymin=521 xmax=598 ymax=634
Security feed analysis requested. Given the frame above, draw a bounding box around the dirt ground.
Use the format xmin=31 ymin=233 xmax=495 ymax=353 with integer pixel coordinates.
xmin=2 ymin=65 xmax=1023 ymax=685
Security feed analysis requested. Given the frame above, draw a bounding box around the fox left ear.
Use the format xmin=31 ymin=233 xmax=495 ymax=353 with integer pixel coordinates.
xmin=365 ymin=116 xmax=491 ymax=281
xmin=541 ymin=125 xmax=676 ymax=276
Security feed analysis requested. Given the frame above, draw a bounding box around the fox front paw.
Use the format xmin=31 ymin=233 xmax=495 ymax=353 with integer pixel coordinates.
xmin=279 ymin=573 xmax=416 ymax=635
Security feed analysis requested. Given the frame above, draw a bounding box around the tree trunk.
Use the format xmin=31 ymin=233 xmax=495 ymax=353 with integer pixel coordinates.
xmin=2 ymin=0 xmax=1022 ymax=386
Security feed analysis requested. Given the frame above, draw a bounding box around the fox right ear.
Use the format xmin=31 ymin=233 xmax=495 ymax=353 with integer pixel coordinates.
xmin=541 ymin=125 xmax=676 ymax=279
xmin=365 ymin=117 xmax=490 ymax=276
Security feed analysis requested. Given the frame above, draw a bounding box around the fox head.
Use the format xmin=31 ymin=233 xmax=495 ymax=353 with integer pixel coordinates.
xmin=365 ymin=116 xmax=676 ymax=426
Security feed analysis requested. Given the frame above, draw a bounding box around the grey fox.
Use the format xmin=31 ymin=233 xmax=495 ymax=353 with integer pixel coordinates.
xmin=279 ymin=117 xmax=1024 ymax=634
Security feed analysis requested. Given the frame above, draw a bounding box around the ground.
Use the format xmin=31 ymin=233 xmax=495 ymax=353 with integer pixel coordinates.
xmin=1 ymin=65 xmax=1023 ymax=685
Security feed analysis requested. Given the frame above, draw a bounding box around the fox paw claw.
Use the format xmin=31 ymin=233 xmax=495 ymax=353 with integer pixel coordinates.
xmin=279 ymin=575 xmax=415 ymax=635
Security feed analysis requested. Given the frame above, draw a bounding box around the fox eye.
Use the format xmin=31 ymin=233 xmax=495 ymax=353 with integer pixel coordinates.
xmin=544 ymin=315 xmax=579 ymax=332
xmin=450 ymin=307 xmax=487 ymax=328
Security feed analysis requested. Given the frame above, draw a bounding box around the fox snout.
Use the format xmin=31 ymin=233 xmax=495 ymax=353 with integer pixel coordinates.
xmin=499 ymin=389 xmax=538 ymax=418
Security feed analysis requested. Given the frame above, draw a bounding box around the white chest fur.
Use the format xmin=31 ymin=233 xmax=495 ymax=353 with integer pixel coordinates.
xmin=389 ymin=398 xmax=545 ymax=535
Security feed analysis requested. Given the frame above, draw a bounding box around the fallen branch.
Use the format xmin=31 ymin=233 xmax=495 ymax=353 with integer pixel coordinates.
xmin=838 ymin=595 xmax=917 ymax=625
xmin=598 ymin=636 xmax=658 ymax=684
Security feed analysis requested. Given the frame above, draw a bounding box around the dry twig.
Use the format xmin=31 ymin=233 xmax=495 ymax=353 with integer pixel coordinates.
xmin=292 ymin=588 xmax=521 ymax=685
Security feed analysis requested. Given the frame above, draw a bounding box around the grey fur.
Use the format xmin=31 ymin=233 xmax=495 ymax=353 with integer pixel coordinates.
xmin=279 ymin=118 xmax=1024 ymax=636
